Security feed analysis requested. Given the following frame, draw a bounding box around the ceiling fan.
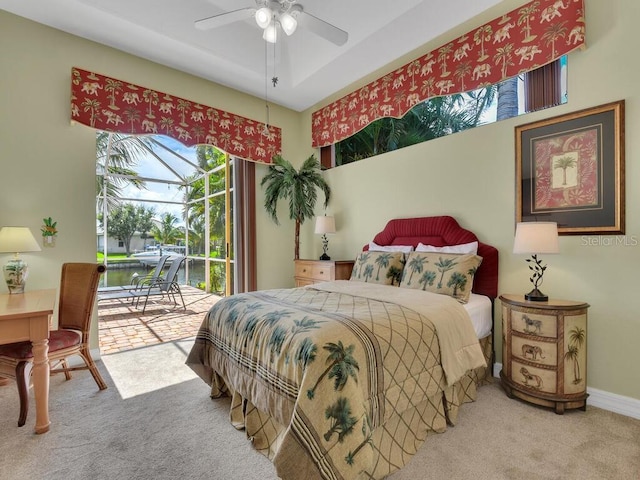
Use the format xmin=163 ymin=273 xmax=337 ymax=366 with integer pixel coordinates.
xmin=194 ymin=0 xmax=348 ymax=46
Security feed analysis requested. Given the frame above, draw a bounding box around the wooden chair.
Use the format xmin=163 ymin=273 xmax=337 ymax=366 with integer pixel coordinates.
xmin=0 ymin=263 xmax=108 ymax=427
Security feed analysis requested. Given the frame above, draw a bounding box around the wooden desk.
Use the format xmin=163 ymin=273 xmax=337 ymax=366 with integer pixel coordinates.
xmin=0 ymin=289 xmax=57 ymax=433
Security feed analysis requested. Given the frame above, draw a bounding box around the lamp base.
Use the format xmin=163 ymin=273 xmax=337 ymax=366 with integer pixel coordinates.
xmin=524 ymin=288 xmax=548 ymax=302
xmin=319 ymin=253 xmax=331 ymax=261
xmin=3 ymin=257 xmax=28 ymax=294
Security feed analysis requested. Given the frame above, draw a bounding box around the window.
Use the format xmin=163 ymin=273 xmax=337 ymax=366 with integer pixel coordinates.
xmin=325 ymin=57 xmax=567 ymax=167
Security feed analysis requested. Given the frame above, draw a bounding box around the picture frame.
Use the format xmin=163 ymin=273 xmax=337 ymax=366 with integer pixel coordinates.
xmin=516 ymin=100 xmax=625 ymax=235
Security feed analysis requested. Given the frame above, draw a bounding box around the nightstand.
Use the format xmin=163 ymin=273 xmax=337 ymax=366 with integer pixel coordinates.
xmin=294 ymin=259 xmax=354 ymax=287
xmin=499 ymin=294 xmax=589 ymax=414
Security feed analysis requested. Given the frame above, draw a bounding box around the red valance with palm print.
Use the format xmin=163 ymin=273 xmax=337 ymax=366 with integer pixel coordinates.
xmin=311 ymin=0 xmax=586 ymax=148
xmin=71 ymin=67 xmax=280 ymax=164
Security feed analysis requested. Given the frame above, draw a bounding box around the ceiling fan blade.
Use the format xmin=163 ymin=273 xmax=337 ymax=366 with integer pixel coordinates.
xmin=194 ymin=8 xmax=255 ymax=31
xmin=300 ymin=12 xmax=348 ymax=46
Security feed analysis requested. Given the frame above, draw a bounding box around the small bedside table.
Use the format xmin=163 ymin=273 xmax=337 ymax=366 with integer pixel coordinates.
xmin=499 ymin=294 xmax=589 ymax=414
xmin=294 ymin=259 xmax=354 ymax=287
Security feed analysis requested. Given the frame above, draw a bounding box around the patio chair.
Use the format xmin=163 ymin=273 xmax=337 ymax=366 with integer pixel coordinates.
xmin=98 ymin=256 xmax=186 ymax=313
xmin=0 ymin=263 xmax=108 ymax=427
xmin=97 ymin=255 xmax=170 ymax=294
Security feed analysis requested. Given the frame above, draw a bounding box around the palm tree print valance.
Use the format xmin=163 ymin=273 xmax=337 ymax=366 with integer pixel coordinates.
xmin=71 ymin=67 xmax=281 ymax=164
xmin=311 ymin=0 xmax=586 ymax=148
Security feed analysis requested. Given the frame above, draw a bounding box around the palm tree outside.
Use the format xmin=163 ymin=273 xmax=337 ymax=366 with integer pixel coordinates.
xmin=333 ymin=59 xmax=567 ymax=166
xmin=96 ymin=131 xmax=149 ymax=213
xmin=151 ymin=212 xmax=183 ymax=245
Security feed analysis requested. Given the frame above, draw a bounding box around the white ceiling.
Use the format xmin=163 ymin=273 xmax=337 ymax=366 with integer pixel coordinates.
xmin=0 ymin=0 xmax=503 ymax=112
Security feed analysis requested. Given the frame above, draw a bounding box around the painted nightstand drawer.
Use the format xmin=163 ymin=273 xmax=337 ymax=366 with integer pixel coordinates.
xmin=511 ymin=335 xmax=557 ymax=367
xmin=511 ymin=360 xmax=557 ymax=395
xmin=510 ymin=309 xmax=557 ymax=339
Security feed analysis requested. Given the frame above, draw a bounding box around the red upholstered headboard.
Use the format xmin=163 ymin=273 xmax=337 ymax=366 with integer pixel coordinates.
xmin=363 ymin=216 xmax=499 ymax=299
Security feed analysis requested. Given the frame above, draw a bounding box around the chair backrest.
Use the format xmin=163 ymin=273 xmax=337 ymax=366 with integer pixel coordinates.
xmin=158 ymin=256 xmax=185 ymax=292
xmin=58 ymin=263 xmax=107 ymax=336
xmin=144 ymin=255 xmax=170 ymax=283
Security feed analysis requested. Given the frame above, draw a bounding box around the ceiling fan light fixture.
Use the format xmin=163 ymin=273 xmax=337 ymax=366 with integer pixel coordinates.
xmin=255 ymin=7 xmax=272 ymax=29
xmin=263 ymin=22 xmax=278 ymax=43
xmin=280 ymin=12 xmax=297 ymax=36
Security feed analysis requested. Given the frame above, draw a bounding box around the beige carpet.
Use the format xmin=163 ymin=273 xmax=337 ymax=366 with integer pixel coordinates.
xmin=1 ymin=338 xmax=638 ymax=480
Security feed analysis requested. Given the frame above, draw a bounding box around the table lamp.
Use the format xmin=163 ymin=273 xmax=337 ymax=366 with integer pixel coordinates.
xmin=314 ymin=215 xmax=336 ymax=261
xmin=0 ymin=226 xmax=42 ymax=294
xmin=513 ymin=222 xmax=559 ymax=302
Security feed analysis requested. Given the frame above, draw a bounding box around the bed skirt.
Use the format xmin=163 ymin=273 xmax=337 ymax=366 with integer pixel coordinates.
xmin=209 ymin=334 xmax=493 ymax=480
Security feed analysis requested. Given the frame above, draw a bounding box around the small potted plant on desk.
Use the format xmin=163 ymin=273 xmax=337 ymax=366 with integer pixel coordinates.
xmin=41 ymin=217 xmax=58 ymax=247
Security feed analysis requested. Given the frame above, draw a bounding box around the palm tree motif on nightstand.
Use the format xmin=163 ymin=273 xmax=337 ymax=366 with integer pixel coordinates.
xmin=564 ymin=326 xmax=586 ymax=384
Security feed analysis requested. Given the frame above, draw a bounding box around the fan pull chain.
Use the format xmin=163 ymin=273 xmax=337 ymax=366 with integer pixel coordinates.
xmin=272 ymin=39 xmax=278 ymax=87
xmin=262 ymin=38 xmax=270 ymax=136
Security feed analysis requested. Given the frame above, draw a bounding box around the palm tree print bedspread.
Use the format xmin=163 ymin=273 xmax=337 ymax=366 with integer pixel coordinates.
xmin=187 ymin=282 xmax=481 ymax=480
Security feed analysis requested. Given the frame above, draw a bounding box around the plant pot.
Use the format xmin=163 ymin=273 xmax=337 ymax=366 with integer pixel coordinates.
xmin=43 ymin=235 xmax=56 ymax=247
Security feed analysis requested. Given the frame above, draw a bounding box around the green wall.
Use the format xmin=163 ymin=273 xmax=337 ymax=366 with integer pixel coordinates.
xmin=296 ymin=0 xmax=640 ymax=402
xmin=0 ymin=10 xmax=302 ymax=347
xmin=1 ymin=0 xmax=639 ymax=403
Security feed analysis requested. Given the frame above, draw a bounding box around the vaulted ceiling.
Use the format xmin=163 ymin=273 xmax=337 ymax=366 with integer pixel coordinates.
xmin=0 ymin=0 xmax=502 ymax=111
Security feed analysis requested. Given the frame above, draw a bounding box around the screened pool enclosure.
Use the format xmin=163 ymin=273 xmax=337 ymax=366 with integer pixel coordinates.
xmin=96 ymin=132 xmax=236 ymax=296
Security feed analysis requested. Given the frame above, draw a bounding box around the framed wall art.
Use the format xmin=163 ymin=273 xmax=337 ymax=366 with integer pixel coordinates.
xmin=516 ymin=100 xmax=625 ymax=235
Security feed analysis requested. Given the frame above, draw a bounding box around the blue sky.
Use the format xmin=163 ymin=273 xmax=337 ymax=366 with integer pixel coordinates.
xmin=119 ymin=136 xmax=200 ymax=226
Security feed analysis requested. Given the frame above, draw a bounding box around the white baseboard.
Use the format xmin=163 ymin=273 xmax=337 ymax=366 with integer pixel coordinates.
xmin=492 ymin=362 xmax=640 ymax=420
xmin=586 ymin=387 xmax=640 ymax=419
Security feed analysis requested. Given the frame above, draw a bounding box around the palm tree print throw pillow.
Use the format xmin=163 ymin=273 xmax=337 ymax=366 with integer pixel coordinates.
xmin=399 ymin=252 xmax=482 ymax=303
xmin=350 ymin=251 xmax=405 ymax=286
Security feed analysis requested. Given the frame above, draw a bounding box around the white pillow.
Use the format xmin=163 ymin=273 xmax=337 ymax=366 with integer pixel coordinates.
xmin=368 ymin=241 xmax=414 ymax=253
xmin=415 ymin=241 xmax=478 ymax=254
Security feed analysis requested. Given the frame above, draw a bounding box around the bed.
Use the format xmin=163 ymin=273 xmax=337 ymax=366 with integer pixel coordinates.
xmin=186 ymin=216 xmax=498 ymax=480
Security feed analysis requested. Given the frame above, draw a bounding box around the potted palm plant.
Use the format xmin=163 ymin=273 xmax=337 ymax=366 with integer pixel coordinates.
xmin=261 ymin=154 xmax=331 ymax=260
xmin=41 ymin=217 xmax=58 ymax=247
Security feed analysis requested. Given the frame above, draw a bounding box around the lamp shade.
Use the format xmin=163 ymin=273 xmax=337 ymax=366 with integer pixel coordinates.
xmin=513 ymin=222 xmax=559 ymax=254
xmin=0 ymin=227 xmax=41 ymax=253
xmin=315 ymin=216 xmax=336 ymax=235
